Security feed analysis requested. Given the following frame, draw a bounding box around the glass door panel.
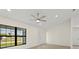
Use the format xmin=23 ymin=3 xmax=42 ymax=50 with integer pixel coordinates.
xmin=7 ymin=28 xmax=11 ymax=36
xmin=17 ymin=37 xmax=23 ymax=45
xmin=0 ymin=37 xmax=7 ymax=48
xmin=22 ymin=37 xmax=26 ymax=44
xmin=0 ymin=28 xmax=6 ymax=36
xmin=11 ymin=29 xmax=15 ymax=36
xmin=11 ymin=37 xmax=15 ymax=46
xmin=6 ymin=37 xmax=12 ymax=47
xmin=17 ymin=30 xmax=23 ymax=36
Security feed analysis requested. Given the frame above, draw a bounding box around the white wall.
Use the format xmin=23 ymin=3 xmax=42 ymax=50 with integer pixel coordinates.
xmin=71 ymin=15 xmax=79 ymax=45
xmin=46 ymin=20 xmax=71 ymax=46
xmin=72 ymin=28 xmax=79 ymax=45
xmin=26 ymin=26 xmax=46 ymax=48
xmin=0 ymin=17 xmax=46 ymax=49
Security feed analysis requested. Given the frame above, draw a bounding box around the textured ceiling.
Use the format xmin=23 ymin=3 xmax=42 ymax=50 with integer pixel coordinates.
xmin=0 ymin=9 xmax=78 ymax=29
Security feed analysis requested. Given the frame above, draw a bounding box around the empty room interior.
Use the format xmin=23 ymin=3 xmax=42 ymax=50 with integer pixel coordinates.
xmin=0 ymin=9 xmax=79 ymax=49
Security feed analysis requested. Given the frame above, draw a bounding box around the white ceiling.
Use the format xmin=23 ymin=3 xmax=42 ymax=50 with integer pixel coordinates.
xmin=0 ymin=9 xmax=78 ymax=29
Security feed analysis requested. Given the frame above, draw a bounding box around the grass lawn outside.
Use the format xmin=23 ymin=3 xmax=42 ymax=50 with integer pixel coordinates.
xmin=0 ymin=43 xmax=15 ymax=47
xmin=0 ymin=42 xmax=22 ymax=47
xmin=0 ymin=36 xmax=24 ymax=48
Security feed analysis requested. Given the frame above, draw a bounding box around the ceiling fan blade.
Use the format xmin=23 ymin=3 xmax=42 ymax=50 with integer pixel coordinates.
xmin=40 ymin=16 xmax=46 ymax=19
xmin=40 ymin=20 xmax=47 ymax=22
xmin=37 ymin=13 xmax=40 ymax=17
xmin=31 ymin=15 xmax=37 ymax=19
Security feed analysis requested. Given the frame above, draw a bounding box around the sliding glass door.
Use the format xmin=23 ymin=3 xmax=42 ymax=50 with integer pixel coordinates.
xmin=17 ymin=28 xmax=26 ymax=45
xmin=0 ymin=24 xmax=26 ymax=48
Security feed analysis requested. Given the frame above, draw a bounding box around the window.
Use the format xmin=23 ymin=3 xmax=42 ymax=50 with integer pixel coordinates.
xmin=0 ymin=24 xmax=26 ymax=48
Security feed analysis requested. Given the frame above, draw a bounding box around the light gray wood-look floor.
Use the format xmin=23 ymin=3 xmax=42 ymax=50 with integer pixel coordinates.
xmin=30 ymin=44 xmax=70 ymax=49
xmin=72 ymin=45 xmax=79 ymax=49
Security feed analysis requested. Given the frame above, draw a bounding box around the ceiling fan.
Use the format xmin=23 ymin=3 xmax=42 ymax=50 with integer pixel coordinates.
xmin=72 ymin=9 xmax=77 ymax=12
xmin=31 ymin=13 xmax=47 ymax=23
xmin=73 ymin=9 xmax=76 ymax=11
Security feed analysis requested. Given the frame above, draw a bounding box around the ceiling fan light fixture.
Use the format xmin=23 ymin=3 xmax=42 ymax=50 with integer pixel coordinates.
xmin=56 ymin=15 xmax=58 ymax=18
xmin=36 ymin=20 xmax=40 ymax=23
